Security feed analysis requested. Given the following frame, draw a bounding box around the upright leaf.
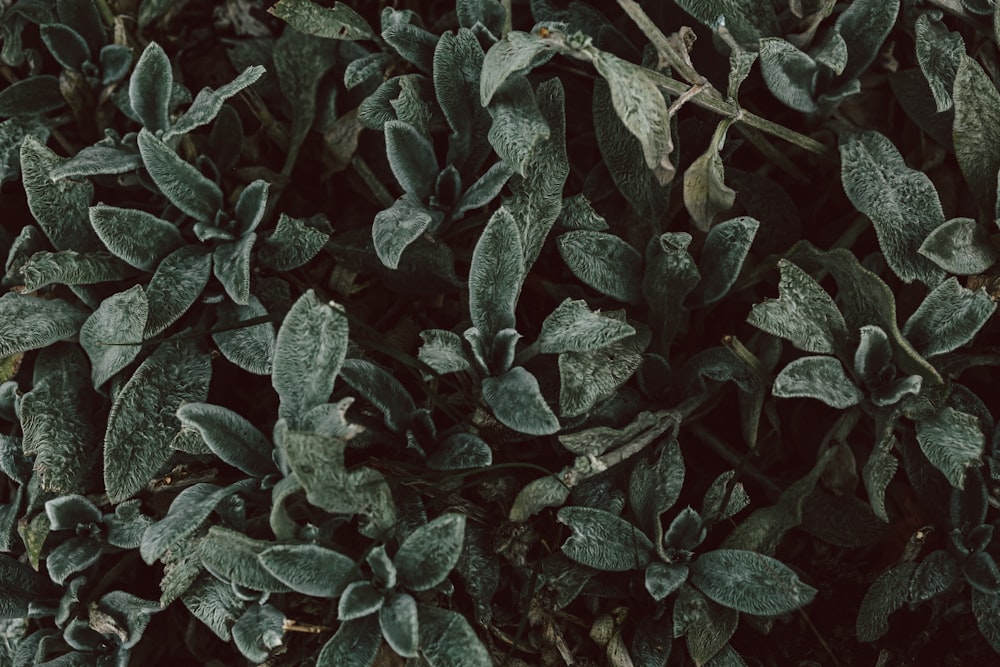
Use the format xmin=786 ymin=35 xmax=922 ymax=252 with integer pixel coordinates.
xmin=129 ymin=42 xmax=173 ymax=133
xmin=486 ymin=76 xmax=549 ymax=176
xmin=684 ymin=118 xmax=736 ymax=231
xmin=694 ymin=216 xmax=759 ymax=305
xmin=418 ymin=605 xmax=492 ymax=667
xmin=137 ymin=129 xmax=223 ymax=222
xmin=674 ymin=0 xmax=778 ymax=48
xmin=212 ymin=296 xmax=275 ymax=376
xmin=166 ymin=66 xmax=265 ymax=139
xmin=953 ymin=54 xmax=1000 ymax=215
xmin=384 ymin=119 xmax=438 ymax=199
xmin=480 ymin=31 xmax=554 ymax=106
xmin=915 ymin=407 xmax=984 ymax=489
xmin=468 ymin=207 xmax=523 ymax=341
xmin=915 ymin=13 xmax=964 ymax=112
xmin=918 ymin=217 xmax=997 ymax=275
xmin=395 ymin=513 xmax=467 ymax=591
xmin=856 ymin=562 xmax=916 ymax=641
xmin=144 ymin=246 xmax=212 ymax=337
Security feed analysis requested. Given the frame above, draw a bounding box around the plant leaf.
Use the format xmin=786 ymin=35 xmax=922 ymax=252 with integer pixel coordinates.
xmin=212 ymin=296 xmax=275 ymax=376
xmin=144 ymin=245 xmax=212 ymax=337
xmin=427 ymin=433 xmax=492 ymax=470
xmin=903 ymin=277 xmax=995 ymax=356
xmin=418 ymin=329 xmax=471 ymax=377
xmin=481 ymin=366 xmax=560 ymax=435
xmin=629 ymin=438 xmax=684 ymax=541
xmin=643 ymin=233 xmax=700 ymax=353
xmin=538 ymin=298 xmax=636 ymax=353
xmin=915 ymin=407 xmax=984 ymax=489
xmin=0 ymin=292 xmax=88 ymax=358
xmin=258 ymin=544 xmax=359 ymax=598
xmin=915 ymin=13 xmax=964 ymax=112
xmin=418 ymin=604 xmax=493 ymax=667
xmin=857 ymin=562 xmax=916 ymax=641
xmin=773 ymin=355 xmax=862 ymax=408
xmin=558 ymin=321 xmax=649 ymax=418
xmin=129 ymin=42 xmax=173 ymax=133
xmin=0 ymin=76 xmax=64 ymax=117
xmin=166 ymin=66 xmax=265 ymax=139
xmin=315 ymin=616 xmax=381 ymax=667
xmin=257 ymin=213 xmax=331 ymax=271
xmin=509 ymin=474 xmax=570 ymax=522
xmin=40 ymin=23 xmax=89 ymax=71
xmin=79 ymin=285 xmax=147 ymax=387
xmin=180 ymin=573 xmax=245 ymax=641
xmin=468 ymin=206 xmax=524 ymax=341
xmin=839 ymin=129 xmax=945 ymax=285
xmin=558 ymin=506 xmax=655 ymax=571
xmin=434 ymin=29 xmax=490 ymax=172
xmin=384 ymin=120 xmax=438 ymax=199
xmin=486 ymin=76 xmax=549 ymax=176
xmin=694 ymin=216 xmax=759 ymax=305
xmin=645 ymin=562 xmax=688 ymax=601
xmin=918 ymin=217 xmax=997 ymax=275
xmin=338 ymin=581 xmax=385 ymax=620
xmin=953 ymin=54 xmax=1000 ymax=216
xmin=269 ymin=0 xmax=374 ymax=40
xmin=480 ymin=30 xmax=554 ymax=106
xmin=972 ymin=587 xmax=1000 ymax=654
xmin=684 ymin=119 xmax=736 ymax=231
xmin=835 ymin=0 xmax=899 ymax=84
xmin=21 ymin=250 xmax=136 ymax=291
xmin=177 ymin=403 xmax=274 ymax=477
xmin=557 ymin=230 xmax=643 ymax=304
xmin=272 ymin=290 xmax=349 ymax=426
xmin=758 ymin=38 xmax=819 ymax=113
xmin=372 ymin=194 xmax=439 ymax=270
xmin=104 ymin=339 xmax=212 ymax=503
xmin=339 ymin=358 xmax=416 ymax=433
xmin=674 ymin=0 xmax=778 ymax=48
xmin=690 ymin=549 xmax=817 ymax=615
xmin=396 ymin=513 xmax=466 ymax=591
xmin=199 ymin=526 xmax=291 ymax=592
xmin=232 ymin=603 xmax=285 ymax=664
xmin=137 ymin=128 xmax=223 ymax=222
xmin=212 ymin=232 xmax=255 ymax=306
xmin=89 ymin=205 xmax=183 ymax=272
xmin=380 ymin=593 xmax=419 ymax=658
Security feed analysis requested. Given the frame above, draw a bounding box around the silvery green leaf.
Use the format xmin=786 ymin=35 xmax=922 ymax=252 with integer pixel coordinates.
xmin=418 ymin=329 xmax=471 ymax=376
xmin=104 ymin=500 xmax=153 ymax=549
xmin=856 ymin=562 xmax=916 ymax=641
xmin=20 ymin=250 xmax=135 ymax=291
xmin=301 ymin=398 xmax=363 ymax=441
xmin=919 ymin=217 xmax=997 ymax=275
xmin=538 ymin=298 xmax=636 ymax=353
xmin=379 ymin=593 xmax=418 ymax=658
xmin=701 ymin=470 xmax=750 ymax=522
xmin=212 ymin=296 xmax=275 ymax=376
xmin=181 ymin=573 xmax=245 ymax=641
xmin=558 ymin=194 xmax=608 ymax=231
xmin=89 ymin=205 xmax=183 ymax=271
xmin=665 ymin=506 xmax=707 ymax=551
xmin=840 ymin=130 xmax=946 ymax=285
xmin=257 ymin=544 xmax=358 ymax=597
xmin=177 ymin=403 xmax=274 ymax=477
xmin=557 ymin=230 xmax=642 ymax=303
xmin=395 ymin=513 xmax=466 ymax=591
xmin=835 ymin=0 xmax=899 ymax=84
xmin=557 ymin=506 xmax=655 ymax=571
xmin=645 ymin=562 xmax=688 ymax=601
xmin=454 ymin=161 xmax=513 ymax=218
xmin=684 ymin=118 xmax=736 ymax=231
xmin=129 ymin=42 xmax=172 ymax=133
xmin=140 ymin=480 xmax=253 ymax=564
xmin=339 ymin=358 xmax=415 ymax=433
xmin=274 ymin=27 xmax=339 ymax=163
xmin=853 ymin=324 xmax=892 ymax=385
xmin=0 ymin=292 xmax=87 ymax=357
xmin=257 ymin=213 xmax=331 ymax=271
xmin=40 ymin=23 xmax=88 ymax=71
xmin=79 ymin=285 xmax=147 ymax=387
xmin=338 ymin=581 xmax=385 ymax=620
xmin=272 ymin=290 xmax=348 ymax=426
xmin=559 ymin=323 xmax=648 ymax=418
xmin=269 ymin=0 xmax=374 ymax=40
xmin=144 ymin=245 xmax=212 ymax=337
xmin=690 ymin=549 xmax=817 ymax=614
xmin=382 ymin=20 xmax=437 ymax=74
xmin=481 ymin=30 xmax=555 ymax=106
xmin=384 ymin=120 xmax=437 ymax=199
xmin=0 ymin=76 xmax=64 ymax=117
xmin=57 ymin=0 xmax=105 ymax=53
xmin=469 ymin=206 xmax=523 ymax=341
xmin=427 ymin=433 xmax=492 ymax=470
xmin=722 ymin=30 xmax=758 ymax=101
xmin=390 ymin=74 xmax=434 ymax=136
xmin=560 ymin=411 xmax=658 ymax=459
xmin=165 ymin=66 xmax=265 ymax=139
xmin=434 ymin=29 xmax=489 ymax=169
xmin=21 ymin=134 xmax=100 ymax=252
xmin=694 ymin=216 xmax=759 ymax=306
xmin=345 ymin=52 xmax=391 ymax=90
xmin=200 ymin=526 xmax=291 ymax=592
xmin=903 ymin=277 xmax=996 ymax=356
xmin=674 ymin=0 xmax=779 ymax=48
xmin=0 ymin=117 xmax=49 ymax=184
xmin=908 ymin=549 xmax=958 ymax=604
xmin=137 ymin=129 xmax=223 ymax=222
xmin=46 ymin=536 xmax=102 ymax=585
xmin=456 ymin=0 xmax=505 ymax=35
xmin=158 ymin=535 xmax=204 ymax=605
xmin=747 ymin=259 xmax=848 ymax=354
xmin=50 ymin=142 xmax=142 ymax=180
xmin=283 ymin=431 xmax=396 ymax=534
xmin=372 ymin=194 xmax=438 ymax=270
xmin=358 ymin=76 xmax=403 ymax=130
xmin=863 ymin=434 xmax=898 ymax=523
xmin=367 ymin=545 xmax=396 ymax=590
xmin=915 ymin=407 xmax=984 ymax=488
xmin=972 ymin=587 xmax=1000 ymax=653
xmin=0 ymin=554 xmax=47 ymax=617
xmin=593 ymin=78 xmax=672 ymax=224
xmin=593 ymin=51 xmax=673 ymax=184
xmin=418 ymin=604 xmax=492 ymax=667
xmin=0 ymin=433 xmax=32 ymax=484
xmin=232 ymin=603 xmax=285 ymax=663
xmin=315 ymin=616 xmax=380 ymax=667
xmin=486 ymin=76 xmax=550 ymax=176
xmin=509 ymin=474 xmax=570 ymax=522
xmin=773 ymin=356 xmax=862 ymax=408
xmin=233 ymin=180 xmax=269 ymax=235
xmin=46 ymin=494 xmax=101 ymax=530
xmin=915 ymin=14 xmax=963 ymax=112
xmin=481 ymin=366 xmax=560 ymax=435
xmin=100 ymin=44 xmax=133 ymax=85
xmin=965 ymin=551 xmax=1000 ymax=594
xmin=758 ymin=38 xmax=821 ymax=114
xmin=92 ymin=591 xmax=160 ymax=649
xmin=507 ymin=78 xmax=568 ymax=271
xmin=104 ymin=339 xmax=211 ymax=503
xmin=643 ymin=233 xmax=700 ymax=353
xmin=212 ymin=232 xmax=255 ymax=305
xmin=954 ymin=54 xmax=1000 ymax=215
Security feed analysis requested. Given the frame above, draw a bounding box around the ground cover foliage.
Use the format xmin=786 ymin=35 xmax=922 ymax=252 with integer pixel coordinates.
xmin=2 ymin=0 xmax=1000 ymax=664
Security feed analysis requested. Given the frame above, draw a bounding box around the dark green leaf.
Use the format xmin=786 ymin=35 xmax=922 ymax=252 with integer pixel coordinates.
xmin=181 ymin=573 xmax=245 ymax=641
xmin=954 ymin=55 xmax=1000 ymax=215
xmin=385 ymin=120 xmax=438 ymax=199
xmin=258 ymin=544 xmax=358 ymax=598
xmin=200 ymin=526 xmax=291 ymax=592
xmin=380 ymin=593 xmax=419 ymax=658
xmin=427 ymin=433 xmax=492 ymax=470
xmin=773 ymin=355 xmax=863 ymax=408
xmin=915 ymin=13 xmax=964 ymax=112
xmin=454 ymin=161 xmax=513 ymax=217
xmin=40 ymin=23 xmax=89 ymax=71
xmin=338 ymin=581 xmax=385 ymax=620
xmin=674 ymin=0 xmax=778 ymax=48
xmin=0 ymin=293 xmax=87 ymax=358
xmin=684 ymin=118 xmax=736 ymax=230
xmin=339 ymin=358 xmax=415 ymax=433
xmin=629 ymin=436 xmax=684 ymax=540
xmin=89 ymin=205 xmax=183 ymax=272
xmin=212 ymin=232 xmax=255 ymax=305
xmin=834 ymin=0 xmax=899 ymax=84
xmin=701 ymin=471 xmax=750 ymax=522
xmin=645 ymin=562 xmax=688 ymax=601
xmin=396 ymin=513 xmax=466 ymax=591
xmin=104 ymin=339 xmax=212 ymax=503
xmin=694 ymin=216 xmax=759 ymax=305
xmin=257 ymin=213 xmax=331 ymax=271
xmin=480 ymin=30 xmax=554 ymax=105
xmin=972 ymin=587 xmax=1000 ymax=653
xmin=643 ymin=233 xmax=700 ymax=353
xmin=538 ymin=298 xmax=636 ymax=353
xmin=857 ymin=563 xmax=916 ymax=641
xmin=0 ymin=76 xmax=64 ymax=117
xmin=916 ymin=407 xmax=984 ymax=488
xmin=434 ymin=29 xmax=489 ymax=172
xmin=46 ymin=536 xmax=102 ymax=584
xmin=269 ymin=0 xmax=374 ymax=40
xmin=509 ymin=474 xmax=570 ymax=522
xmin=79 ymin=285 xmax=147 ymax=387
xmin=50 ymin=143 xmax=142 ymax=181
xmin=918 ymin=217 xmax=997 ymax=275
xmin=137 ymin=128 xmax=223 ymax=222
xmin=144 ymin=245 xmax=212 ymax=337
xmin=691 ymin=549 xmax=817 ymax=614
xmin=966 ymin=551 xmax=1000 ymax=595
xmin=557 ymin=506 xmax=655 ymax=571
xmin=129 ymin=42 xmax=173 ymax=132
xmin=0 ymin=554 xmax=49 ymax=617
xmin=486 ymin=76 xmax=549 ymax=176
xmin=104 ymin=500 xmax=152 ymax=549
xmin=456 ymin=0 xmax=505 ymax=35
xmin=212 ymin=296 xmax=275 ymax=376
xmin=418 ymin=604 xmax=492 ymax=667
xmin=45 ymin=494 xmax=101 ymax=530
xmin=177 ymin=403 xmax=274 ymax=477
xmin=315 ymin=616 xmax=380 ymax=667
xmin=418 ymin=329 xmax=471 ymax=377
xmin=100 ymin=44 xmax=133 ymax=85
xmin=372 ymin=194 xmax=439 ymax=270
xmin=558 ymin=320 xmax=649 ymax=418
xmin=909 ymin=549 xmax=958 ymax=604
xmin=166 ymin=66 xmax=265 ymax=139
xmin=558 ymin=230 xmax=642 ymax=303
xmin=481 ymin=366 xmax=560 ymax=435
xmin=903 ymin=277 xmax=995 ymax=356
xmin=665 ymin=507 xmax=707 ymax=551
xmin=273 ymin=26 xmax=339 ymax=164
xmin=758 ymin=38 xmax=818 ymax=113
xmin=468 ymin=206 xmax=523 ymax=341
xmin=232 ymin=603 xmax=285 ymax=663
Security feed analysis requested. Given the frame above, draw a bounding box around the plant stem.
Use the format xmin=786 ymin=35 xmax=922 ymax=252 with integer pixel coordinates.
xmin=617 ymin=0 xmax=706 ymax=84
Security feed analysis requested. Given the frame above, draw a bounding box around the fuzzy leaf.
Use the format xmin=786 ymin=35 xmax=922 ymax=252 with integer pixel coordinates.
xmin=212 ymin=232 xmax=255 ymax=305
xmin=339 ymin=358 xmax=415 ymax=433
xmin=89 ymin=205 xmax=183 ymax=272
xmin=674 ymin=0 xmax=778 ymax=48
xmin=46 ymin=536 xmax=102 ymax=585
xmin=954 ymin=54 xmax=1000 ymax=216
xmin=373 ymin=194 xmax=438 ymax=270
xmin=200 ymin=526 xmax=291 ymax=592
xmin=232 ymin=604 xmax=285 ymax=664
xmin=0 ymin=76 xmax=64 ymax=116
xmin=972 ymin=587 xmax=1000 ymax=654
xmin=258 ymin=544 xmax=358 ymax=598
xmin=559 ymin=321 xmax=648 ymax=418
xmin=0 ymin=554 xmax=48 ymax=617
xmin=144 ymin=246 xmax=212 ymax=337
xmin=701 ymin=471 xmax=750 ymax=522
xmin=482 ymin=366 xmax=560 ymax=435
xmin=835 ymin=0 xmax=899 ymax=83
xmin=129 ymin=42 xmax=173 ymax=132
xmin=274 ymin=27 xmax=339 ymax=163
xmin=915 ymin=407 xmax=984 ymax=489
xmin=558 ymin=230 xmax=643 ymax=304
xmin=338 ymin=581 xmax=385 ymax=620
xmin=79 ymin=285 xmax=147 ymax=387
xmin=839 ymin=130 xmax=945 ymax=285
xmin=177 ymin=403 xmax=274 ymax=477
xmin=918 ymin=217 xmax=997 ymax=275
xmin=538 ymin=298 xmax=636 ymax=353
xmin=272 ymin=290 xmax=349 ymax=426
xmin=385 ymin=120 xmax=438 ymax=199
xmin=0 ymin=292 xmax=87 ymax=357
xmin=395 ymin=513 xmax=466 ymax=591
xmin=863 ymin=434 xmax=898 ymax=523
xmin=915 ymin=13 xmax=964 ymax=112
xmin=269 ymin=0 xmax=373 ymax=40
xmin=258 ymin=213 xmax=331 ymax=271
xmin=166 ymin=66 xmax=265 ymax=139
xmin=469 ymin=207 xmax=524 ymax=341
xmin=773 ymin=356 xmax=862 ymax=408
xmin=427 ymin=433 xmax=492 ymax=470
xmin=181 ymin=574 xmax=244 ymax=641
xmin=21 ymin=134 xmax=100 ymax=252
xmin=418 ymin=604 xmax=492 ymax=667
xmin=137 ymin=128 xmax=223 ymax=222
xmin=758 ymin=38 xmax=819 ymax=113
xmin=20 ymin=250 xmax=135 ymax=291
xmin=454 ymin=161 xmax=513 ymax=217
xmin=104 ymin=339 xmax=211 ymax=503
xmin=643 ymin=233 xmax=700 ymax=353
xmin=747 ymin=260 xmax=848 ymax=354
xmin=629 ymin=436 xmax=684 ymax=539
xmin=456 ymin=0 xmax=505 ymax=35
xmin=558 ymin=506 xmax=655 ymax=571
xmin=100 ymin=44 xmax=133 ymax=85
xmin=212 ymin=296 xmax=275 ymax=376
xmin=694 ymin=217 xmax=759 ymax=305
xmin=645 ymin=562 xmax=688 ymax=601
xmin=382 ymin=20 xmax=438 ymax=74
xmin=684 ymin=119 xmax=736 ymax=230
xmin=434 ymin=29 xmax=489 ymax=172
xmin=418 ymin=329 xmax=471 ymax=377
xmin=509 ymin=474 xmax=571 ymax=522
xmin=857 ymin=562 xmax=916 ymax=641
xmin=486 ymin=76 xmax=549 ymax=176
xmin=40 ymin=23 xmax=89 ymax=71
xmin=315 ymin=616 xmax=381 ymax=667
xmin=903 ymin=277 xmax=995 ymax=356
xmin=908 ymin=549 xmax=958 ymax=604
xmin=690 ymin=549 xmax=817 ymax=614
xmin=480 ymin=30 xmax=554 ymax=106
xmin=380 ymin=593 xmax=419 ymax=658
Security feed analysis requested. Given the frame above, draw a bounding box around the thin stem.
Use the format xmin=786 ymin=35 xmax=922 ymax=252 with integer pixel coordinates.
xmin=350 ymin=154 xmax=396 ymax=209
xmin=617 ymin=0 xmax=706 ymax=84
xmin=95 ymin=0 xmax=115 ymax=27
xmin=501 ymin=0 xmax=513 ymax=37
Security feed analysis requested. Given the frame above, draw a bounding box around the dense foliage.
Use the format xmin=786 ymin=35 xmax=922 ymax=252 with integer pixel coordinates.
xmin=2 ymin=0 xmax=1000 ymax=664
